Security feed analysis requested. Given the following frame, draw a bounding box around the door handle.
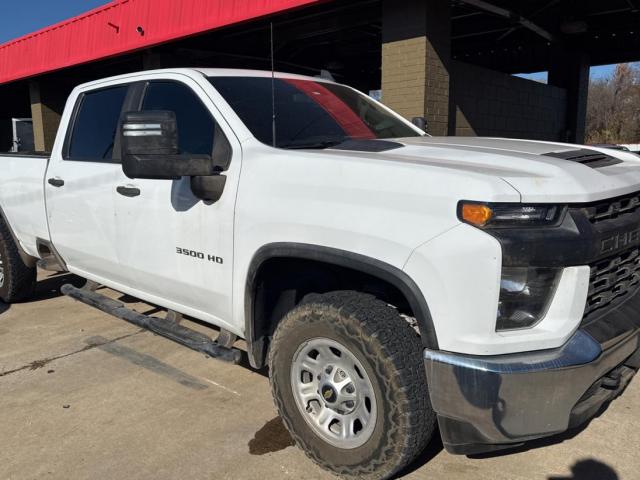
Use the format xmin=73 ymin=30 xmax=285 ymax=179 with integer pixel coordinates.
xmin=117 ymin=186 xmax=141 ymax=197
xmin=47 ymin=177 xmax=65 ymax=188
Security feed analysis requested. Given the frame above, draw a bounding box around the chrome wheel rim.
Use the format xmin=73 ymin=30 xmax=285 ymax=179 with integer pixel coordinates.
xmin=290 ymin=337 xmax=377 ymax=449
xmin=0 ymin=250 xmax=4 ymax=288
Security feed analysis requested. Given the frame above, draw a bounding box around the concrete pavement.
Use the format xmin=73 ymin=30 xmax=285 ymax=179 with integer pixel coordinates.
xmin=0 ymin=272 xmax=638 ymax=480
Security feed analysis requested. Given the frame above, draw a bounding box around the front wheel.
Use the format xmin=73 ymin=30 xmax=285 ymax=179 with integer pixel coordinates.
xmin=269 ymin=291 xmax=436 ymax=480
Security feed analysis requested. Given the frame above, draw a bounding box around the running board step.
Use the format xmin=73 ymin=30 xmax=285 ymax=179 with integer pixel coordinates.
xmin=61 ymin=283 xmax=242 ymax=364
xmin=36 ymin=239 xmax=68 ymax=272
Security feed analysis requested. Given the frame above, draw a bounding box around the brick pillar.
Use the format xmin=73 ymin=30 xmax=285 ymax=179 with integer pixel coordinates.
xmin=381 ymin=0 xmax=451 ymax=136
xmin=549 ymin=49 xmax=590 ymax=144
xmin=30 ymin=80 xmax=66 ymax=152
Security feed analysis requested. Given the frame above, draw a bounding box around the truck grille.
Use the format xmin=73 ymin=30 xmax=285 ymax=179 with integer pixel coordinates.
xmin=585 ymin=248 xmax=640 ymax=318
xmin=584 ymin=191 xmax=640 ymax=224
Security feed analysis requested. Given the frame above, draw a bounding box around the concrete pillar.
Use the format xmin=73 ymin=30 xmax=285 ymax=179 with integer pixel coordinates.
xmin=381 ymin=0 xmax=451 ymax=136
xmin=548 ymin=49 xmax=590 ymax=144
xmin=29 ymin=80 xmax=66 ymax=152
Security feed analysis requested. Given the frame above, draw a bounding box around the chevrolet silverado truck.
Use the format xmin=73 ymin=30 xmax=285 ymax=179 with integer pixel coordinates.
xmin=1 ymin=68 xmax=639 ymax=480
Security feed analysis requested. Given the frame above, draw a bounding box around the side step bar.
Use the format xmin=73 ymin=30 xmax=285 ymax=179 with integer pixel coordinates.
xmin=61 ymin=283 xmax=242 ymax=364
xmin=37 ymin=257 xmax=66 ymax=272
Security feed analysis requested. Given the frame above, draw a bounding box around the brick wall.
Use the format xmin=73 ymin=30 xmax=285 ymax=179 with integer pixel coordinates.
xmin=450 ymin=61 xmax=568 ymax=141
xmin=381 ymin=38 xmax=428 ymax=121
xmin=29 ymin=80 xmax=67 ymax=152
xmin=381 ymin=37 xmax=451 ymax=136
xmin=381 ymin=0 xmax=451 ymax=136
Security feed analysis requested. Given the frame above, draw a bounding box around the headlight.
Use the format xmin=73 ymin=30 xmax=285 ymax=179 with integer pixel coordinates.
xmin=458 ymin=202 xmax=566 ymax=228
xmin=497 ymin=267 xmax=560 ymax=330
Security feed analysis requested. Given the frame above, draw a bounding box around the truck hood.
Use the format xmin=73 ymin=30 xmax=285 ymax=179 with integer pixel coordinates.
xmin=327 ymin=136 xmax=640 ymax=203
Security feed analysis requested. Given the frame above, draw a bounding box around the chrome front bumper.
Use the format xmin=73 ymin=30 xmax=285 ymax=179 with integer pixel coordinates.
xmin=424 ymin=329 xmax=640 ymax=455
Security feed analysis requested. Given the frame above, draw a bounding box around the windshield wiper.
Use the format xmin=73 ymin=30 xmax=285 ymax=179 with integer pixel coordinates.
xmin=279 ymin=139 xmax=346 ymax=150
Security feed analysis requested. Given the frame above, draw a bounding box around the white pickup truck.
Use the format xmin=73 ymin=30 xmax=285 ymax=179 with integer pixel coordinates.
xmin=1 ymin=68 xmax=639 ymax=480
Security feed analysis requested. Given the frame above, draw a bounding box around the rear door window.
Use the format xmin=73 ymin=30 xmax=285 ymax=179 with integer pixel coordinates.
xmin=67 ymin=85 xmax=129 ymax=161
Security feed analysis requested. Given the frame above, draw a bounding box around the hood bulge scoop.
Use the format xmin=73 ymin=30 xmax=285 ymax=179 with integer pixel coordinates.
xmin=543 ymin=148 xmax=623 ymax=169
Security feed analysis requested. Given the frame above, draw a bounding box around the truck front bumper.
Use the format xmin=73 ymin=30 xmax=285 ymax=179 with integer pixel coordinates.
xmin=424 ymin=328 xmax=640 ymax=455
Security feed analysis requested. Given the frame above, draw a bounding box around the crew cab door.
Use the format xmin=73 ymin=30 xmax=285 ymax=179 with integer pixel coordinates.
xmin=114 ymin=77 xmax=240 ymax=331
xmin=45 ymin=83 xmax=133 ymax=285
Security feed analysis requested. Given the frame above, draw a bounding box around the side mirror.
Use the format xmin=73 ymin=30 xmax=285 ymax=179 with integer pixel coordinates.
xmin=121 ymin=111 xmax=216 ymax=180
xmin=411 ymin=116 xmax=428 ymax=133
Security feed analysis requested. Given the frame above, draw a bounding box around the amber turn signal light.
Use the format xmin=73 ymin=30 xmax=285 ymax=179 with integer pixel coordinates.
xmin=460 ymin=203 xmax=493 ymax=227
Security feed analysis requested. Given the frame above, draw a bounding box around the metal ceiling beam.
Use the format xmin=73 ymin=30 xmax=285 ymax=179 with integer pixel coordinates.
xmin=452 ymin=11 xmax=483 ymax=20
xmin=625 ymin=0 xmax=639 ymax=13
xmin=457 ymin=0 xmax=557 ymax=42
xmin=589 ymin=7 xmax=634 ymax=16
xmin=497 ymin=0 xmax=560 ymax=42
xmin=452 ymin=26 xmax=512 ymax=40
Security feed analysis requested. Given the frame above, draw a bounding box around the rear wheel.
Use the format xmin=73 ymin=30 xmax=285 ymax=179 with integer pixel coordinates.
xmin=269 ymin=291 xmax=435 ymax=480
xmin=0 ymin=217 xmax=36 ymax=303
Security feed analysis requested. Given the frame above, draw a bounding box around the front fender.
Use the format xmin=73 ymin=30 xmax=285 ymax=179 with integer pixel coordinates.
xmin=244 ymin=242 xmax=438 ymax=368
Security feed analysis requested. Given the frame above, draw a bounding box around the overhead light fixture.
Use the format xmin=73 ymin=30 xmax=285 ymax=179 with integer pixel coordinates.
xmin=560 ymin=20 xmax=588 ymax=35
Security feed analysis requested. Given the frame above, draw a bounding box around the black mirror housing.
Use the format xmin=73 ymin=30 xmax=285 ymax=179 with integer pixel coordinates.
xmin=191 ymin=174 xmax=227 ymax=203
xmin=121 ymin=110 xmax=216 ymax=180
xmin=122 ymin=110 xmax=178 ymax=156
xmin=411 ymin=116 xmax=428 ymax=133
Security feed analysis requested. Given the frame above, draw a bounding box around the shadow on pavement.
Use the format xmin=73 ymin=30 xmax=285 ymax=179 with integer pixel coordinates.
xmin=118 ymin=293 xmax=142 ymax=304
xmin=548 ymin=459 xmax=619 ymax=480
xmin=0 ymin=272 xmax=83 ymax=315
xmin=249 ymin=416 xmax=295 ymax=455
xmin=85 ymin=335 xmax=209 ymax=390
xmin=33 ymin=272 xmax=85 ymax=302
xmin=236 ymin=352 xmax=269 ymax=378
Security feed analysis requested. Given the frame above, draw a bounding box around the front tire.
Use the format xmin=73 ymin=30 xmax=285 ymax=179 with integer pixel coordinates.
xmin=269 ymin=291 xmax=435 ymax=480
xmin=0 ymin=216 xmax=36 ymax=303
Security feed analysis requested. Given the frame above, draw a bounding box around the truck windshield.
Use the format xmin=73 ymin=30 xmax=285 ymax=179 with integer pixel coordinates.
xmin=208 ymin=76 xmax=421 ymax=149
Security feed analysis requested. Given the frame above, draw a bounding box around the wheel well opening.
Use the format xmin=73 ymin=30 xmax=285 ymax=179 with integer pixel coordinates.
xmin=250 ymin=257 xmax=415 ymax=367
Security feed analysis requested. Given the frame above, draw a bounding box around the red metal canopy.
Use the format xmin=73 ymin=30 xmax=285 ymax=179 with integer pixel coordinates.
xmin=0 ymin=0 xmax=324 ymax=85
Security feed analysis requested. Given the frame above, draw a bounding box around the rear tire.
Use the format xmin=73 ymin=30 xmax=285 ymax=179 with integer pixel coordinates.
xmin=269 ymin=291 xmax=436 ymax=480
xmin=0 ymin=216 xmax=36 ymax=303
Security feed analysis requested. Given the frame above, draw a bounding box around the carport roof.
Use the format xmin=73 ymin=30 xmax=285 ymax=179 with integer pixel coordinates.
xmin=0 ymin=0 xmax=325 ymax=85
xmin=452 ymin=0 xmax=640 ymax=73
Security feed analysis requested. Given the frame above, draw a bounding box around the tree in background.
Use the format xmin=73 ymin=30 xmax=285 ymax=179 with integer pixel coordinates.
xmin=586 ymin=63 xmax=640 ymax=144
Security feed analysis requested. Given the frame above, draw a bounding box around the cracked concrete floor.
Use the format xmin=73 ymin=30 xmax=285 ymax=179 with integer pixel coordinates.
xmin=0 ymin=271 xmax=639 ymax=480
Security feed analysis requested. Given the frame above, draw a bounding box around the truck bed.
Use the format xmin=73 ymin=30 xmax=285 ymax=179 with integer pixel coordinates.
xmin=0 ymin=151 xmax=50 ymax=158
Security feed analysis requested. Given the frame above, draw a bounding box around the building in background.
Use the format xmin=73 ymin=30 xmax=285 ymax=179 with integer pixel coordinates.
xmin=0 ymin=0 xmax=639 ymax=152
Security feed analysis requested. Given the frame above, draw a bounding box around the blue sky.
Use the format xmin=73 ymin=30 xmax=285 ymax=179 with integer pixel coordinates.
xmin=0 ymin=0 xmax=628 ymax=82
xmin=517 ymin=65 xmax=617 ymax=82
xmin=0 ymin=0 xmax=109 ymax=44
